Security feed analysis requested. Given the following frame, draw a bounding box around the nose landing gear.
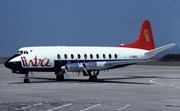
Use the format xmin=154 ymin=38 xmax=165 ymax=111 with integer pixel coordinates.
xmin=24 ymin=74 xmax=30 ymax=83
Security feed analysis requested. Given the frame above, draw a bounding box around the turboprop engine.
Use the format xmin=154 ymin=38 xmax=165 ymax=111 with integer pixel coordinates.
xmin=61 ymin=62 xmax=97 ymax=72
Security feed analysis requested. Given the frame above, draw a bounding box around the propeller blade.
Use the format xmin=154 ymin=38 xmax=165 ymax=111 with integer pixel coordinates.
xmin=64 ymin=68 xmax=68 ymax=74
xmin=61 ymin=65 xmax=69 ymax=78
xmin=78 ymin=71 xmax=81 ymax=76
xmin=76 ymin=58 xmax=89 ymax=75
xmin=82 ymin=66 xmax=89 ymax=75
xmin=64 ymin=69 xmax=69 ymax=78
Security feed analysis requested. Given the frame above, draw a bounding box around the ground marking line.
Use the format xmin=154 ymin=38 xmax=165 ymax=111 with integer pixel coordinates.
xmin=46 ymin=103 xmax=72 ymax=111
xmin=116 ymin=104 xmax=130 ymax=111
xmin=80 ymin=103 xmax=101 ymax=111
xmin=14 ymin=103 xmax=43 ymax=110
xmin=150 ymin=79 xmax=180 ymax=89
xmin=150 ymin=79 xmax=160 ymax=84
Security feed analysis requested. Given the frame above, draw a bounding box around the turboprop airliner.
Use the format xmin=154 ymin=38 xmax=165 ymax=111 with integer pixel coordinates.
xmin=4 ymin=20 xmax=175 ymax=83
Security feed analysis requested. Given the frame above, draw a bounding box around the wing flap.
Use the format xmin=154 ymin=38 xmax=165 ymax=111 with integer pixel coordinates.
xmin=104 ymin=60 xmax=141 ymax=66
xmin=105 ymin=61 xmax=130 ymax=66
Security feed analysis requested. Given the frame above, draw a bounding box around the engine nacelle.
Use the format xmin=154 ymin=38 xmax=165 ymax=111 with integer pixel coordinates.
xmin=61 ymin=61 xmax=108 ymax=72
xmin=65 ymin=63 xmax=79 ymax=72
xmin=84 ymin=62 xmax=97 ymax=70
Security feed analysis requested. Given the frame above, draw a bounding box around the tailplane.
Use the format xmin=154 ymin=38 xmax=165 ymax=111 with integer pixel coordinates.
xmin=145 ymin=43 xmax=176 ymax=58
xmin=118 ymin=20 xmax=155 ymax=50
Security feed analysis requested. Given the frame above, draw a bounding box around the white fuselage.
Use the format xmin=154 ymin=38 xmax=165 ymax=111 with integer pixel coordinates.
xmin=10 ymin=46 xmax=149 ymax=72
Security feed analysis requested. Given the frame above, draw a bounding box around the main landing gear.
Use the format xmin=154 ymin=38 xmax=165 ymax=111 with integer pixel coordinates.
xmin=55 ymin=71 xmax=65 ymax=81
xmin=55 ymin=70 xmax=100 ymax=82
xmin=88 ymin=71 xmax=99 ymax=82
xmin=56 ymin=74 xmax=64 ymax=81
xmin=89 ymin=75 xmax=98 ymax=82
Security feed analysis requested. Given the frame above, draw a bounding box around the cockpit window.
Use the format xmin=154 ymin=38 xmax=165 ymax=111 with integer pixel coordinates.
xmin=20 ymin=51 xmax=23 ymax=54
xmin=16 ymin=50 xmax=28 ymax=54
xmin=25 ymin=51 xmax=28 ymax=54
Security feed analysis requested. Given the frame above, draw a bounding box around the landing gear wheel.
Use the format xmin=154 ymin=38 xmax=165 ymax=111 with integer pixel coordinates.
xmin=56 ymin=75 xmax=64 ymax=81
xmin=89 ymin=76 xmax=98 ymax=82
xmin=24 ymin=78 xmax=30 ymax=83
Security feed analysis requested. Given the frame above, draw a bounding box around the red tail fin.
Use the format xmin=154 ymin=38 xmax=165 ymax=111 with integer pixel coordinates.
xmin=118 ymin=20 xmax=155 ymax=50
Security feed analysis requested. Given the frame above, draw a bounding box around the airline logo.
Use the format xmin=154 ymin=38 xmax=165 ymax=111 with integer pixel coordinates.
xmin=21 ymin=56 xmax=54 ymax=68
xmin=143 ymin=29 xmax=150 ymax=42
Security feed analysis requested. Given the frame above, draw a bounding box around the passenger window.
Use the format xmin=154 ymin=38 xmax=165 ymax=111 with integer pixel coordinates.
xmin=84 ymin=54 xmax=87 ymax=59
xmin=109 ymin=54 xmax=112 ymax=59
xmin=96 ymin=54 xmax=99 ymax=59
xmin=77 ymin=54 xmax=81 ymax=59
xmin=57 ymin=54 xmax=60 ymax=59
xmin=71 ymin=54 xmax=74 ymax=59
xmin=64 ymin=54 xmax=68 ymax=59
xmin=103 ymin=54 xmax=106 ymax=59
xmin=90 ymin=54 xmax=93 ymax=59
xmin=114 ymin=54 xmax=118 ymax=59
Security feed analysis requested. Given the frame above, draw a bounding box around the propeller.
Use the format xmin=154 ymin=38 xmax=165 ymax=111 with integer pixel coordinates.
xmin=61 ymin=65 xmax=69 ymax=78
xmin=76 ymin=58 xmax=89 ymax=75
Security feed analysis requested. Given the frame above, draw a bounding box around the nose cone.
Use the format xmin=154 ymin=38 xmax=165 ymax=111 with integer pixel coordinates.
xmin=4 ymin=61 xmax=12 ymax=69
xmin=4 ymin=54 xmax=20 ymax=69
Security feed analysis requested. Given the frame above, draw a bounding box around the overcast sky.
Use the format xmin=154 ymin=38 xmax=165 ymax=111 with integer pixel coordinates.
xmin=0 ymin=0 xmax=180 ymax=57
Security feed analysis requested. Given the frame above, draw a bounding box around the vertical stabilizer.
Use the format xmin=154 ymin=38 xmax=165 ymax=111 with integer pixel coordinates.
xmin=118 ymin=20 xmax=155 ymax=50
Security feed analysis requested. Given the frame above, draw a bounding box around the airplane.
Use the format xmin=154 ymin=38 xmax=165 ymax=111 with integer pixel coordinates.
xmin=4 ymin=20 xmax=175 ymax=83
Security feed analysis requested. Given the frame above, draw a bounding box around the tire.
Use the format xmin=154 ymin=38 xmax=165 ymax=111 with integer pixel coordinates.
xmin=24 ymin=78 xmax=30 ymax=83
xmin=92 ymin=76 xmax=98 ymax=82
xmin=89 ymin=76 xmax=98 ymax=82
xmin=56 ymin=75 xmax=64 ymax=81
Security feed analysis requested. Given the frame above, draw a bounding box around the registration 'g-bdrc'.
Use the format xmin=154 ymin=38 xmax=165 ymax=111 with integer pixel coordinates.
xmin=21 ymin=56 xmax=52 ymax=68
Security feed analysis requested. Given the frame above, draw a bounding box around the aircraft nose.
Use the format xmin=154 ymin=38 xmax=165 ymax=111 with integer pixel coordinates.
xmin=4 ymin=54 xmax=20 ymax=69
xmin=4 ymin=61 xmax=12 ymax=69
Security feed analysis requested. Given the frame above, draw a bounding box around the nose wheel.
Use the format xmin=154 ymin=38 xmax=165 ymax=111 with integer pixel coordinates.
xmin=24 ymin=78 xmax=30 ymax=83
xmin=24 ymin=74 xmax=30 ymax=83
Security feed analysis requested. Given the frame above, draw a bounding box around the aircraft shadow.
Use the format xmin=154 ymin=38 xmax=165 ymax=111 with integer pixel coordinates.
xmin=10 ymin=74 xmax=180 ymax=85
xmin=9 ymin=75 xmax=162 ymax=85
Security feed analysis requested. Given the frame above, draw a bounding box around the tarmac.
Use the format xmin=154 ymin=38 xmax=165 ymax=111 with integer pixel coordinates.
xmin=0 ymin=64 xmax=180 ymax=111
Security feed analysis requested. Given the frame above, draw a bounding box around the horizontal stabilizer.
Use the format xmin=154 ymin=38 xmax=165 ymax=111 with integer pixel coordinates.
xmin=145 ymin=43 xmax=176 ymax=58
